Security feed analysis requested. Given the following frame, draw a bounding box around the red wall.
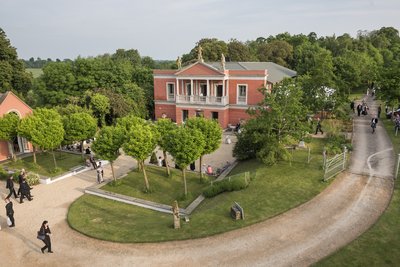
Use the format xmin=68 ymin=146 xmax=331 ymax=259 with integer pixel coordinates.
xmin=228 ymin=80 xmax=265 ymax=105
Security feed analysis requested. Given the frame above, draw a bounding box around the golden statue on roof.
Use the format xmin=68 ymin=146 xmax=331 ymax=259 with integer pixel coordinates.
xmin=221 ymin=53 xmax=226 ymax=70
xmin=176 ymin=56 xmax=182 ymax=70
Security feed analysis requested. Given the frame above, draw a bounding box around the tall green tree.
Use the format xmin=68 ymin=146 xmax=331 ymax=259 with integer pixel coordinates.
xmin=0 ymin=28 xmax=32 ymax=95
xmin=62 ymin=112 xmax=97 ymax=159
xmin=166 ymin=127 xmax=205 ymax=196
xmin=90 ymin=93 xmax=110 ymax=127
xmin=185 ymin=117 xmax=222 ymax=180
xmin=18 ymin=115 xmax=39 ymax=163
xmin=0 ymin=112 xmax=19 ymax=161
xmin=155 ymin=118 xmax=177 ymax=177
xmin=92 ymin=126 xmax=125 ymax=181
xmin=30 ymin=108 xmax=64 ymax=168
xmin=234 ymin=79 xmax=306 ymax=165
xmin=122 ymin=123 xmax=158 ymax=191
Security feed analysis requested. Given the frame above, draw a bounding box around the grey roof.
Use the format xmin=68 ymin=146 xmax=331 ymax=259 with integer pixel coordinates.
xmin=206 ymin=61 xmax=297 ymax=83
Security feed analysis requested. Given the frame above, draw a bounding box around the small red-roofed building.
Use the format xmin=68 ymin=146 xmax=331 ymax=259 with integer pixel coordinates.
xmin=153 ymin=56 xmax=296 ymax=128
xmin=0 ymin=91 xmax=33 ymax=161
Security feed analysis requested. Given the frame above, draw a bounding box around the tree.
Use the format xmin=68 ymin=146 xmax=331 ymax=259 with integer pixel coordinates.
xmin=181 ymin=38 xmax=228 ymax=64
xmin=234 ymin=79 xmax=306 ymax=165
xmin=18 ymin=115 xmax=39 ymax=163
xmin=185 ymin=117 xmax=222 ymax=180
xmin=0 ymin=28 xmax=32 ymax=95
xmin=257 ymin=40 xmax=293 ymax=67
xmin=92 ymin=126 xmax=125 ymax=181
xmin=166 ymin=127 xmax=205 ymax=196
xmin=29 ymin=108 xmax=64 ymax=168
xmin=227 ymin=39 xmax=252 ymax=61
xmin=155 ymin=118 xmax=177 ymax=177
xmin=62 ymin=112 xmax=97 ymax=159
xmin=122 ymin=123 xmax=158 ymax=191
xmin=378 ymin=60 xmax=400 ymax=104
xmin=0 ymin=112 xmax=19 ymax=161
xmin=90 ymin=93 xmax=110 ymax=127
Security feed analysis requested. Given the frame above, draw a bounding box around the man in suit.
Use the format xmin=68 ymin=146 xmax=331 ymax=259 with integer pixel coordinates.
xmin=6 ymin=175 xmax=18 ymax=199
xmin=19 ymin=179 xmax=33 ymax=203
xmin=5 ymin=198 xmax=15 ymax=227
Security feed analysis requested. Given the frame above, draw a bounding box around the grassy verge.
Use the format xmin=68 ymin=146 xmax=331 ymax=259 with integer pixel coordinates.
xmin=315 ymin=119 xmax=400 ymax=266
xmin=68 ymin=138 xmax=330 ymax=243
xmin=3 ymin=151 xmax=83 ymax=177
xmin=101 ymin=166 xmax=212 ymax=208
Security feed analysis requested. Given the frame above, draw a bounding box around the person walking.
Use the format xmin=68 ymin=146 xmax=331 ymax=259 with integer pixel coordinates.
xmin=356 ymin=104 xmax=362 ymax=117
xmin=39 ymin=220 xmax=53 ymax=253
xmin=315 ymin=118 xmax=324 ymax=135
xmin=5 ymin=198 xmax=15 ymax=227
xmin=371 ymin=116 xmax=378 ymax=134
xmin=19 ymin=179 xmax=33 ymax=203
xmin=378 ymin=104 xmax=382 ymax=118
xmin=350 ymin=100 xmax=355 ymax=113
xmin=6 ymin=175 xmax=18 ymax=199
xmin=96 ymin=162 xmax=104 ymax=183
xmin=17 ymin=169 xmax=26 ymax=196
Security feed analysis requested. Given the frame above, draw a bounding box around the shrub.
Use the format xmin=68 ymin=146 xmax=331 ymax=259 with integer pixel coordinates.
xmin=149 ymin=152 xmax=158 ymax=164
xmin=0 ymin=166 xmax=9 ymax=180
xmin=203 ymin=175 xmax=249 ymax=198
xmin=26 ymin=172 xmax=40 ymax=186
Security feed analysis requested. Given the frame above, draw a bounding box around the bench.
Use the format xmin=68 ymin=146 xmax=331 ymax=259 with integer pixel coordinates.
xmin=230 ymin=202 xmax=245 ymax=220
xmin=70 ymin=165 xmax=86 ymax=173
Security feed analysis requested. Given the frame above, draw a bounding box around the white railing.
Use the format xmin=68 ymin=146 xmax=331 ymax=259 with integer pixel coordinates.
xmin=167 ymin=94 xmax=175 ymax=101
xmin=176 ymin=95 xmax=227 ymax=105
xmin=237 ymin=96 xmax=247 ymax=104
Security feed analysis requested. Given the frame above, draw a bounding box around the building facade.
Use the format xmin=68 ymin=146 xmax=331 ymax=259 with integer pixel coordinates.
xmin=0 ymin=91 xmax=33 ymax=161
xmin=153 ymin=59 xmax=296 ymax=128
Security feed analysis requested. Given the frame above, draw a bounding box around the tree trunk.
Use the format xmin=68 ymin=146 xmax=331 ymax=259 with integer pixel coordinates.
xmin=199 ymin=155 xmax=203 ymax=180
xmin=110 ymin=161 xmax=116 ymax=181
xmin=33 ymin=145 xmax=37 ymax=164
xmin=142 ymin=161 xmax=150 ymax=191
xmin=7 ymin=141 xmax=16 ymax=161
xmin=163 ymin=150 xmax=170 ymax=177
xmin=52 ymin=150 xmax=57 ymax=168
xmin=182 ymin=168 xmax=187 ymax=196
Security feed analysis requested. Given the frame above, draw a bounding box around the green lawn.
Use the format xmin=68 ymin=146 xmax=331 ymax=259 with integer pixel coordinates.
xmin=349 ymin=87 xmax=367 ymax=101
xmin=68 ymin=138 xmax=330 ymax=243
xmin=26 ymin=68 xmax=43 ymax=78
xmin=3 ymin=151 xmax=84 ymax=177
xmin=315 ymin=119 xmax=400 ymax=266
xmin=101 ymin=166 xmax=212 ymax=208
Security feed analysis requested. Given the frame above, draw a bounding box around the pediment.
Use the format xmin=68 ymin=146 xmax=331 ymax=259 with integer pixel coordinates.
xmin=176 ymin=62 xmax=224 ymax=76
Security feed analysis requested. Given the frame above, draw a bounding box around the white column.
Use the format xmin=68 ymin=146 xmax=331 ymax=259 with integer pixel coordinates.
xmin=176 ymin=78 xmax=179 ymax=96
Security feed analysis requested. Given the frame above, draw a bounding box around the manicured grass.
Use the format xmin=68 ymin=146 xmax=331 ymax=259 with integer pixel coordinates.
xmin=3 ymin=151 xmax=84 ymax=177
xmin=26 ymin=68 xmax=43 ymax=78
xmin=315 ymin=119 xmax=400 ymax=266
xmin=102 ymin=166 xmax=212 ymax=208
xmin=68 ymin=138 xmax=330 ymax=243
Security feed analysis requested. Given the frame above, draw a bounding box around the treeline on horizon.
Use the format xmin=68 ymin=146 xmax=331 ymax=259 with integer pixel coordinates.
xmin=1 ymin=26 xmax=400 ymax=122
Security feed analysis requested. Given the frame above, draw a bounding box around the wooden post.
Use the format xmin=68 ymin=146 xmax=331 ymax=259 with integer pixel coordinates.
xmin=308 ymin=147 xmax=311 ymax=164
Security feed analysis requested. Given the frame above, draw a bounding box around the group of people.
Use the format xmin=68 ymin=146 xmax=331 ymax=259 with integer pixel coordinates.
xmin=4 ymin=170 xmax=53 ymax=254
xmin=6 ymin=169 xmax=33 ymax=204
xmin=85 ymin=148 xmax=104 ymax=184
xmin=356 ymin=101 xmax=369 ymax=117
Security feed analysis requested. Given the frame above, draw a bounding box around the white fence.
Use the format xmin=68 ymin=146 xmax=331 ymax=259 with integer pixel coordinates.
xmin=323 ymin=151 xmax=347 ymax=182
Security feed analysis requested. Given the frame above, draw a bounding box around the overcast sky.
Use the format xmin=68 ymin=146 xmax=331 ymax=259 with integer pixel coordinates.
xmin=1 ymin=0 xmax=399 ymax=60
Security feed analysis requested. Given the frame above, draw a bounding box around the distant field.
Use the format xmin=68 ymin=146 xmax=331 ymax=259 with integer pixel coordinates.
xmin=26 ymin=68 xmax=43 ymax=78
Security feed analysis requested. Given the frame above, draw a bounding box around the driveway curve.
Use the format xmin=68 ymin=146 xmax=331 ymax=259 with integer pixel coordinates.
xmin=0 ymin=96 xmax=395 ymax=267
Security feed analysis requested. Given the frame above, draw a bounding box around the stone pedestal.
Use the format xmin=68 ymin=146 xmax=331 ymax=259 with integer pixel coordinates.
xmin=172 ymin=200 xmax=180 ymax=229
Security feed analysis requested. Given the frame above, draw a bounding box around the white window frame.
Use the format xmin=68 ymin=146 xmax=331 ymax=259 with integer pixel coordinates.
xmin=166 ymin=82 xmax=175 ymax=101
xmin=237 ymin=84 xmax=248 ymax=104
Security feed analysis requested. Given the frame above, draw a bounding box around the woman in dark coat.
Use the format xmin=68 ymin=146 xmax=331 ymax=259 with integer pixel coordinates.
xmin=39 ymin=220 xmax=53 ymax=253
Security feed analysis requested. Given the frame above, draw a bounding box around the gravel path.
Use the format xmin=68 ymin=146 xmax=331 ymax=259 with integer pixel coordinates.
xmin=0 ymin=96 xmax=395 ymax=267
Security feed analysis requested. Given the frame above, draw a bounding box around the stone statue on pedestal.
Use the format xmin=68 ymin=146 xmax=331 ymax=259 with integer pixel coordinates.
xmin=221 ymin=53 xmax=226 ymax=70
xmin=176 ymin=56 xmax=182 ymax=70
xmin=172 ymin=200 xmax=180 ymax=229
xmin=198 ymin=45 xmax=204 ymax=62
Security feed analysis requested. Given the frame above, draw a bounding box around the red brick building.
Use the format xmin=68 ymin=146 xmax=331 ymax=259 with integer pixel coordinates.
xmin=153 ymin=59 xmax=296 ymax=128
xmin=0 ymin=91 xmax=33 ymax=161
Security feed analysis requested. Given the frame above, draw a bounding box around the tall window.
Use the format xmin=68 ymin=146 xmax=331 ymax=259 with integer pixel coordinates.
xmin=186 ymin=83 xmax=192 ymax=95
xmin=166 ymin=83 xmax=175 ymax=100
xmin=200 ymin=84 xmax=207 ymax=96
xmin=237 ymin=84 xmax=247 ymax=104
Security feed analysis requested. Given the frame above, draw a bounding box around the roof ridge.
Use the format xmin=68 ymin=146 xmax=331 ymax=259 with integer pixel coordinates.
xmin=237 ymin=62 xmax=248 ymax=70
